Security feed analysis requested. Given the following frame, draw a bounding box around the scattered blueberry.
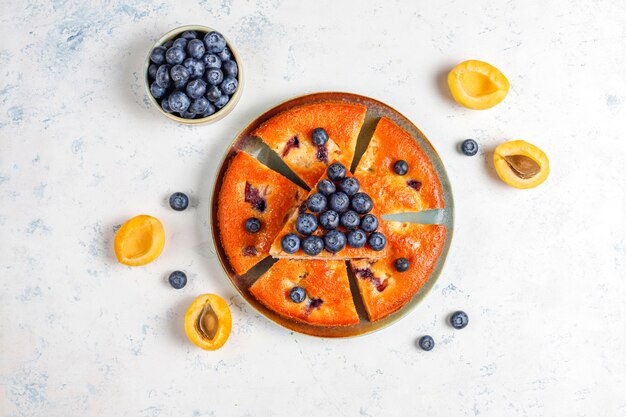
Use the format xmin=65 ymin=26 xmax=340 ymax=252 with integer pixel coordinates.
xmin=281 ymin=234 xmax=300 ymax=254
xmin=394 ymin=160 xmax=409 ymax=175
xmin=289 ymin=286 xmax=306 ymax=303
xmin=161 ymin=97 xmax=173 ymax=113
xmin=461 ymin=139 xmax=479 ymax=156
xmin=296 ymin=213 xmax=318 ymax=235
xmin=206 ymin=68 xmax=224 ymax=86
xmin=218 ymin=47 xmax=232 ymax=61
xmin=394 ymin=257 xmax=410 ymax=272
xmin=360 ymin=214 xmax=378 ymax=233
xmin=165 ymin=47 xmax=186 ymax=65
xmin=311 ymin=128 xmax=329 ymax=146
xmin=155 ymin=64 xmax=172 ymax=88
xmin=220 ymin=76 xmax=238 ymax=95
xmin=170 ymin=64 xmax=191 ymax=85
xmin=169 ymin=192 xmax=189 ymax=211
xmin=182 ymin=58 xmax=205 ymax=79
xmin=168 ymin=270 xmax=187 ymax=289
xmin=324 ymin=230 xmax=347 ymax=253
xmin=418 ymin=335 xmax=434 ymax=351
xmin=186 ymin=39 xmax=206 ymax=59
xmin=316 ymin=179 xmax=336 ymax=196
xmin=148 ymin=64 xmax=158 ymax=79
xmin=319 ymin=210 xmax=340 ymax=230
xmin=302 ymin=235 xmax=324 ymax=256
xmin=327 ymin=162 xmax=347 ymax=181
xmin=351 ymin=192 xmax=373 ymax=214
xmin=340 ymin=210 xmax=360 ymax=230
xmin=368 ymin=232 xmax=386 ymax=251
xmin=189 ymin=97 xmax=210 ymax=114
xmin=306 ymin=193 xmax=327 ymax=213
xmin=150 ymin=46 xmax=167 ymax=65
xmin=450 ymin=311 xmax=469 ymax=329
xmin=213 ymin=94 xmax=230 ymax=109
xmin=204 ymin=31 xmax=226 ymax=53
xmin=172 ymin=38 xmax=188 ymax=50
xmin=186 ymin=78 xmax=207 ymax=99
xmin=339 ymin=177 xmax=360 ymax=196
xmin=180 ymin=30 xmax=198 ymax=40
xmin=347 ymin=229 xmax=367 ymax=248
xmin=150 ymin=82 xmax=167 ymax=99
xmin=168 ymin=91 xmax=191 ymax=113
xmin=205 ymin=85 xmax=222 ymax=102
xmin=222 ymin=59 xmax=238 ymax=77
xmin=245 ymin=217 xmax=261 ymax=233
xmin=202 ymin=53 xmax=222 ymax=69
xmin=329 ymin=191 xmax=350 ymax=213
xmin=200 ymin=102 xmax=217 ymax=118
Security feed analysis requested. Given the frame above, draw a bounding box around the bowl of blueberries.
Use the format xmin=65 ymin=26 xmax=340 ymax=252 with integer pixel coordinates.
xmin=145 ymin=25 xmax=243 ymax=124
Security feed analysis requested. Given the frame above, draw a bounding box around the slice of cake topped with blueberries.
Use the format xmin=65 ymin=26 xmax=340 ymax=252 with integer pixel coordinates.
xmin=269 ymin=161 xmax=389 ymax=260
xmin=217 ymin=152 xmax=307 ymax=275
xmin=355 ymin=117 xmax=444 ymax=214
xmin=251 ymin=102 xmax=367 ymax=188
xmin=249 ymin=259 xmax=359 ymax=326
xmin=349 ymin=221 xmax=447 ymax=322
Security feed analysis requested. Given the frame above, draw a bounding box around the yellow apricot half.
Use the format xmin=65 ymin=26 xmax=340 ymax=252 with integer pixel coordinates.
xmin=114 ymin=215 xmax=165 ymax=266
xmin=184 ymin=294 xmax=232 ymax=351
xmin=448 ymin=60 xmax=509 ymax=110
xmin=494 ymin=140 xmax=549 ymax=189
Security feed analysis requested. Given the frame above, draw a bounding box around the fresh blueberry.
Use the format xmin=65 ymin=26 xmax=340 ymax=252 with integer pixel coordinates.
xmin=205 ymin=85 xmax=222 ymax=102
xmin=319 ymin=210 xmax=339 ymax=230
xmin=245 ymin=217 xmax=261 ymax=233
xmin=186 ymin=78 xmax=207 ymax=99
xmin=302 ymin=235 xmax=324 ymax=256
xmin=351 ymin=192 xmax=373 ymax=214
xmin=450 ymin=311 xmax=469 ymax=329
xmin=165 ymin=47 xmax=186 ymax=65
xmin=461 ymin=139 xmax=479 ymax=156
xmin=200 ymin=102 xmax=217 ymax=118
xmin=206 ymin=68 xmax=224 ymax=86
xmin=281 ymin=233 xmax=300 ymax=254
xmin=213 ymin=94 xmax=229 ymax=109
xmin=204 ymin=31 xmax=226 ymax=53
xmin=189 ymin=96 xmax=210 ymax=114
xmin=368 ymin=232 xmax=386 ymax=251
xmin=155 ymin=64 xmax=171 ymax=88
xmin=324 ymin=230 xmax=347 ymax=253
xmin=394 ymin=257 xmax=410 ymax=272
xmin=327 ymin=162 xmax=347 ymax=181
xmin=168 ymin=91 xmax=191 ymax=113
xmin=162 ymin=40 xmax=174 ymax=49
xmin=360 ymin=214 xmax=378 ymax=233
xmin=218 ymin=47 xmax=232 ymax=61
xmin=220 ymin=76 xmax=238 ymax=95
xmin=172 ymin=38 xmax=188 ymax=49
xmin=394 ymin=160 xmax=409 ymax=176
xmin=316 ymin=179 xmax=336 ymax=196
xmin=347 ymin=229 xmax=367 ymax=248
xmin=168 ymin=270 xmax=187 ymax=289
xmin=419 ymin=335 xmax=434 ymax=351
xmin=169 ymin=192 xmax=189 ymax=211
xmin=306 ymin=193 xmax=327 ymax=213
xmin=296 ymin=213 xmax=318 ymax=235
xmin=202 ymin=53 xmax=222 ymax=69
xmin=186 ymin=39 xmax=206 ymax=60
xmin=289 ymin=286 xmax=306 ymax=303
xmin=161 ymin=97 xmax=173 ymax=113
xmin=180 ymin=30 xmax=198 ymax=40
xmin=148 ymin=64 xmax=158 ymax=79
xmin=329 ymin=191 xmax=350 ymax=213
xmin=182 ymin=58 xmax=205 ymax=79
xmin=340 ymin=210 xmax=360 ymax=230
xmin=170 ymin=64 xmax=191 ymax=85
xmin=150 ymin=82 xmax=167 ymax=99
xmin=150 ymin=46 xmax=167 ymax=64
xmin=311 ymin=128 xmax=328 ymax=146
xmin=222 ymin=59 xmax=238 ymax=77
xmin=339 ymin=177 xmax=359 ymax=196
xmin=180 ymin=110 xmax=195 ymax=119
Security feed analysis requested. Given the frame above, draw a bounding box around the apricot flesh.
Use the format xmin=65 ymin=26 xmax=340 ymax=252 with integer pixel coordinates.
xmin=494 ymin=140 xmax=549 ymax=189
xmin=448 ymin=60 xmax=509 ymax=110
xmin=184 ymin=294 xmax=232 ymax=351
xmin=114 ymin=215 xmax=165 ymax=266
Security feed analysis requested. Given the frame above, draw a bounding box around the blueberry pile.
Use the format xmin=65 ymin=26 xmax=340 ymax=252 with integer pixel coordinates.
xmin=148 ymin=30 xmax=239 ymax=120
xmin=281 ymin=161 xmax=386 ymax=255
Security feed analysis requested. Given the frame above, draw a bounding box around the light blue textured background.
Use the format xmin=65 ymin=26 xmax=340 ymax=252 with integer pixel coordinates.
xmin=1 ymin=0 xmax=625 ymax=416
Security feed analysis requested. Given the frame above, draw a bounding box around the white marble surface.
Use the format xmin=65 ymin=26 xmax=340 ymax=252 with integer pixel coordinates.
xmin=1 ymin=0 xmax=625 ymax=416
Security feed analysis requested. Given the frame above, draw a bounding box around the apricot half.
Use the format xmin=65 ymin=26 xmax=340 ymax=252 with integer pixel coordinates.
xmin=184 ymin=294 xmax=232 ymax=351
xmin=114 ymin=215 xmax=165 ymax=266
xmin=494 ymin=140 xmax=549 ymax=189
xmin=448 ymin=60 xmax=509 ymax=110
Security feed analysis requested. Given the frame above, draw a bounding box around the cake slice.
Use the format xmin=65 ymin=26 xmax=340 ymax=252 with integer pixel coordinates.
xmin=249 ymin=259 xmax=359 ymax=326
xmin=251 ymin=102 xmax=367 ymax=188
xmin=217 ymin=152 xmax=307 ymax=275
xmin=355 ymin=117 xmax=444 ymax=213
xmin=349 ymin=221 xmax=447 ymax=322
xmin=270 ymin=161 xmax=389 ymax=260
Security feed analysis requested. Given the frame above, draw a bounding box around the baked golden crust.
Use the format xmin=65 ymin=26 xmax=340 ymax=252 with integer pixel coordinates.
xmin=217 ymin=152 xmax=307 ymax=275
xmin=249 ymin=259 xmax=359 ymax=326
xmin=355 ymin=117 xmax=444 ymax=213
xmin=349 ymin=221 xmax=447 ymax=322
xmin=251 ymin=102 xmax=367 ymax=187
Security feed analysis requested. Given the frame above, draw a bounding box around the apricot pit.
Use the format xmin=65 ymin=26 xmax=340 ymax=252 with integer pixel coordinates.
xmin=184 ymin=294 xmax=232 ymax=351
xmin=494 ymin=140 xmax=549 ymax=189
